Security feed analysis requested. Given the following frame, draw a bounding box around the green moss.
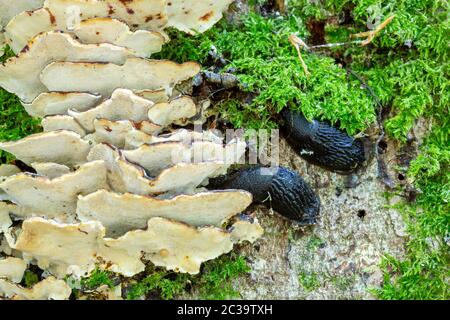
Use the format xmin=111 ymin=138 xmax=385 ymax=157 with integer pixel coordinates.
xmin=298 ymin=270 xmax=321 ymax=292
xmin=374 ymin=121 xmax=449 ymax=300
xmin=0 ymin=46 xmax=41 ymax=164
xmin=328 ymin=274 xmax=356 ymax=291
xmin=196 ymin=254 xmax=251 ymax=300
xmin=126 ymin=271 xmax=189 ymax=300
xmin=156 ymin=13 xmax=376 ymax=136
xmin=289 ymin=0 xmax=449 ymax=300
xmin=126 ymin=254 xmax=250 ymax=300
xmin=23 ymin=270 xmax=39 ymax=288
xmin=298 ymin=269 xmax=356 ymax=293
xmin=365 ymin=58 xmax=448 ymax=142
xmin=289 ymin=0 xmax=449 ymax=141
xmin=159 ymin=0 xmax=443 ymax=139
xmin=306 ymin=235 xmax=325 ymax=251
xmin=80 ymin=267 xmax=115 ymax=290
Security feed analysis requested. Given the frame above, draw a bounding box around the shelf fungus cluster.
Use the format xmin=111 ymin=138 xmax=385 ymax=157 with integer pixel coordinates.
xmin=0 ymin=0 xmax=264 ymax=300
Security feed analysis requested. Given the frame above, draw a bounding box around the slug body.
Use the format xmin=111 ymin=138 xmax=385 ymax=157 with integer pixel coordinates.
xmin=281 ymin=109 xmax=366 ymax=173
xmin=208 ymin=166 xmax=320 ymax=225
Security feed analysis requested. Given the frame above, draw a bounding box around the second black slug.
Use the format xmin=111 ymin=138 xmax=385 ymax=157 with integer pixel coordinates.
xmin=208 ymin=166 xmax=320 ymax=225
xmin=281 ymin=108 xmax=366 ymax=173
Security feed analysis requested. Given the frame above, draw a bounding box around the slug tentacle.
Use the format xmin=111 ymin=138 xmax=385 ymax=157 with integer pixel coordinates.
xmin=281 ymin=108 xmax=366 ymax=173
xmin=208 ymin=166 xmax=320 ymax=225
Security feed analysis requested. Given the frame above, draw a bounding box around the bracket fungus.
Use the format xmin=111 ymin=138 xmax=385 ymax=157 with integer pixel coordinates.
xmin=86 ymin=119 xmax=145 ymax=149
xmin=42 ymin=115 xmax=87 ymax=137
xmin=147 ymin=96 xmax=197 ymax=126
xmin=9 ymin=16 xmax=167 ymax=57
xmin=23 ymin=92 xmax=102 ymax=118
xmin=166 ymin=0 xmax=235 ymax=34
xmin=123 ymin=128 xmax=225 ymax=150
xmin=122 ymin=139 xmax=246 ymax=175
xmin=5 ymin=0 xmax=235 ymax=54
xmin=0 ymin=33 xmax=5 ymax=57
xmin=124 ymin=129 xmax=165 ymax=149
xmin=0 ymin=0 xmax=264 ymax=300
xmin=101 ymin=217 xmax=235 ymax=275
xmin=73 ymin=18 xmax=167 ymax=58
xmin=77 ymin=189 xmax=252 ymax=237
xmin=0 ymin=277 xmax=72 ymax=300
xmin=121 ymin=142 xmax=194 ymax=175
xmin=0 ymin=202 xmax=36 ymax=225
xmin=5 ymin=1 xmax=167 ymax=52
xmin=0 ymin=161 xmax=108 ymax=220
xmin=0 ymin=257 xmax=28 ymax=283
xmin=68 ymin=88 xmax=155 ymax=132
xmin=0 ymin=0 xmax=44 ymax=28
xmin=11 ymin=217 xmax=106 ymax=278
xmin=229 ymin=215 xmax=265 ymax=245
xmin=0 ymin=131 xmax=91 ymax=167
xmin=87 ymin=143 xmax=235 ymax=195
xmin=134 ymin=88 xmax=169 ymax=103
xmin=146 ymin=128 xmax=225 ymax=145
xmin=10 ymin=217 xmax=257 ymax=278
xmin=0 ymin=31 xmax=134 ymax=102
xmin=0 ymin=206 xmax=12 ymax=233
xmin=46 ymin=0 xmax=168 ymax=31
xmin=30 ymin=162 xmax=71 ymax=179
xmin=0 ymin=165 xmax=21 ymax=180
xmin=40 ymin=58 xmax=201 ymax=99
xmin=90 ymin=119 xmax=161 ymax=148
xmin=0 ymin=206 xmax=13 ymax=228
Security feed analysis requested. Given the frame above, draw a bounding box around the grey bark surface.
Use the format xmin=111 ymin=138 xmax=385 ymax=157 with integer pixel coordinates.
xmin=226 ymin=139 xmax=406 ymax=299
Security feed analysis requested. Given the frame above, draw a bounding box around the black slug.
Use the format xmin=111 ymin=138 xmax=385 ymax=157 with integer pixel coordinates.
xmin=281 ymin=109 xmax=366 ymax=173
xmin=208 ymin=166 xmax=320 ymax=225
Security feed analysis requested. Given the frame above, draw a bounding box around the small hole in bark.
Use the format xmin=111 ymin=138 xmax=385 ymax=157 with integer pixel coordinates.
xmin=357 ymin=210 xmax=366 ymax=219
xmin=378 ymin=140 xmax=388 ymax=152
xmin=398 ymin=173 xmax=405 ymax=181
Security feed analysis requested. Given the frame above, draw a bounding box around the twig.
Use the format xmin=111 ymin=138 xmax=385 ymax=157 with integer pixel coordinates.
xmin=350 ymin=15 xmax=396 ymax=46
xmin=309 ymin=40 xmax=363 ymax=49
xmin=304 ymin=15 xmax=396 ymax=51
xmin=288 ymin=14 xmax=395 ymax=77
xmin=289 ymin=34 xmax=311 ymax=76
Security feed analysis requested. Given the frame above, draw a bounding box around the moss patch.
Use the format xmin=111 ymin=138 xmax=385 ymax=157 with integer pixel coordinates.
xmin=298 ymin=270 xmax=321 ymax=292
xmin=80 ymin=267 xmax=116 ymax=290
xmin=125 ymin=254 xmax=250 ymax=300
xmin=286 ymin=0 xmax=449 ymax=300
xmin=156 ymin=13 xmax=376 ymax=136
xmin=23 ymin=270 xmax=40 ymax=288
xmin=374 ymin=123 xmax=449 ymax=299
xmin=298 ymin=268 xmax=357 ymax=293
xmin=290 ymin=0 xmax=449 ymax=141
xmin=78 ymin=254 xmax=251 ymax=300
